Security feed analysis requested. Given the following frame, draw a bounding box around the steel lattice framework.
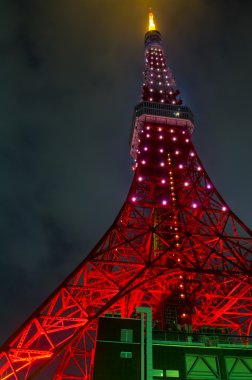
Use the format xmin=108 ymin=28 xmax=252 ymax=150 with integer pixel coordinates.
xmin=1 ymin=11 xmax=252 ymax=380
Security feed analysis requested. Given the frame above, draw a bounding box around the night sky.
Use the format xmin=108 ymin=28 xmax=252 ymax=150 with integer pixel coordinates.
xmin=0 ymin=0 xmax=252 ymax=350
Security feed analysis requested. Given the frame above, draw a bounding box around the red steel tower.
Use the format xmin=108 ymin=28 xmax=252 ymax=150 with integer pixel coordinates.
xmin=1 ymin=10 xmax=252 ymax=380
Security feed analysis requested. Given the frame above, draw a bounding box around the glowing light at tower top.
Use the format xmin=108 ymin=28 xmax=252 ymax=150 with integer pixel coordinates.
xmin=148 ymin=10 xmax=156 ymax=31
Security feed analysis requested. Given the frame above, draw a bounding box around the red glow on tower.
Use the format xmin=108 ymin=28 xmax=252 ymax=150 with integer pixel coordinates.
xmin=0 ymin=10 xmax=252 ymax=380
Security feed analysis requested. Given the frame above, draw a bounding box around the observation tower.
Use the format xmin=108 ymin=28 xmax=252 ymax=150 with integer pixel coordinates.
xmin=1 ymin=10 xmax=252 ymax=380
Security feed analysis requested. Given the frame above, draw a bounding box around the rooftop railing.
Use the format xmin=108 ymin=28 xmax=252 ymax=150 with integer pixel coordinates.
xmin=153 ymin=330 xmax=252 ymax=348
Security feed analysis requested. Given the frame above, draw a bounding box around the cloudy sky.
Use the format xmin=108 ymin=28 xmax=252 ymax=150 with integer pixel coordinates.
xmin=0 ymin=0 xmax=252 ymax=355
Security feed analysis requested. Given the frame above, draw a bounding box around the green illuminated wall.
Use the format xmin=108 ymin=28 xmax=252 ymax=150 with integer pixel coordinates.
xmin=93 ymin=315 xmax=252 ymax=380
xmin=153 ymin=343 xmax=252 ymax=379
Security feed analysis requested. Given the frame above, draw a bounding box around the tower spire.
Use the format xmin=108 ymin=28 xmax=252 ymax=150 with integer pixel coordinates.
xmin=148 ymin=8 xmax=156 ymax=31
xmin=142 ymin=10 xmax=182 ymax=106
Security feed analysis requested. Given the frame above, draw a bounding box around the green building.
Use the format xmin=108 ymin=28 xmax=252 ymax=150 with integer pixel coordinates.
xmin=93 ymin=308 xmax=252 ymax=380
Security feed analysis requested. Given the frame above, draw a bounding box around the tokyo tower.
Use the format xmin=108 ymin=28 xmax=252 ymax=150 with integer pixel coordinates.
xmin=1 ymin=9 xmax=252 ymax=380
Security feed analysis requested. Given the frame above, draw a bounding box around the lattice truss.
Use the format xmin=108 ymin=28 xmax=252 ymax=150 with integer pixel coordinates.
xmin=1 ymin=11 xmax=252 ymax=380
xmin=0 ymin=119 xmax=252 ymax=380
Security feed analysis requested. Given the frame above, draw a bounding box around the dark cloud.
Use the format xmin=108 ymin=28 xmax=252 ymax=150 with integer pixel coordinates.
xmin=0 ymin=0 xmax=251 ymax=355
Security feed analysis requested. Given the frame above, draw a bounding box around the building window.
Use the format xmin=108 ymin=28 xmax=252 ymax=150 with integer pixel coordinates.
xmin=120 ymin=329 xmax=133 ymax=343
xmin=153 ymin=369 xmax=164 ymax=377
xmin=120 ymin=351 xmax=132 ymax=359
xmin=153 ymin=369 xmax=179 ymax=378
xmin=166 ymin=369 xmax=179 ymax=378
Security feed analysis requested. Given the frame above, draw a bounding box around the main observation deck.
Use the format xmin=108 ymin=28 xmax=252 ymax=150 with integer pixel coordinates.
xmin=130 ymin=101 xmax=194 ymax=159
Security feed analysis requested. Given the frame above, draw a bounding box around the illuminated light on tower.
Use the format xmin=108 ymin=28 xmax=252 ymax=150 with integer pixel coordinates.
xmin=148 ymin=9 xmax=156 ymax=31
xmin=0 ymin=8 xmax=252 ymax=380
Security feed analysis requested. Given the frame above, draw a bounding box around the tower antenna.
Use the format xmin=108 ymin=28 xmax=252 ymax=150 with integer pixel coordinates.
xmin=148 ymin=8 xmax=156 ymax=31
